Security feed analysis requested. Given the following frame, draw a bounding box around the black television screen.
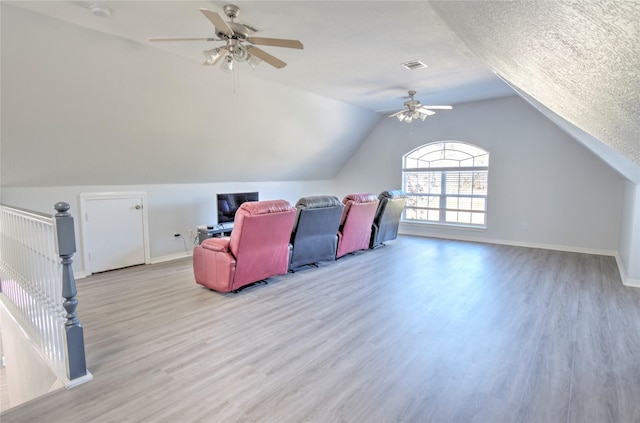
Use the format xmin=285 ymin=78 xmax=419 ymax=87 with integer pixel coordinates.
xmin=217 ymin=192 xmax=259 ymax=224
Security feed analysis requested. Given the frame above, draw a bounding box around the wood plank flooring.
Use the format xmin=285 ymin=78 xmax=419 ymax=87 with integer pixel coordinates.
xmin=1 ymin=235 xmax=639 ymax=422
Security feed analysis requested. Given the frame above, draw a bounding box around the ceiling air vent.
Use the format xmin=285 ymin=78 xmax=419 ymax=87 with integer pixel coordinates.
xmin=401 ymin=60 xmax=428 ymax=70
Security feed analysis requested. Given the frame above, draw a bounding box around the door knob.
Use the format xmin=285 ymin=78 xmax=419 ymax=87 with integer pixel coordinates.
xmin=134 ymin=205 xmax=142 ymax=210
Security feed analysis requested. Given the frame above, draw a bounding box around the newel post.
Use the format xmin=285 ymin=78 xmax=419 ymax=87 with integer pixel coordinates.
xmin=54 ymin=202 xmax=88 ymax=380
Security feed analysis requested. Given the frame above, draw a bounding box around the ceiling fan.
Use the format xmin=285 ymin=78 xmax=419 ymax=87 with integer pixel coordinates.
xmin=388 ymin=90 xmax=452 ymax=122
xmin=149 ymin=4 xmax=303 ymax=71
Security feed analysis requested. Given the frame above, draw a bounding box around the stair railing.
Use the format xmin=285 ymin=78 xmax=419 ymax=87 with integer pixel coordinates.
xmin=0 ymin=202 xmax=91 ymax=386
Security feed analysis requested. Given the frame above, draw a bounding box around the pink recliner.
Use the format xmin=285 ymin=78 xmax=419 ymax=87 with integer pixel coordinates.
xmin=193 ymin=200 xmax=296 ymax=292
xmin=336 ymin=193 xmax=380 ymax=258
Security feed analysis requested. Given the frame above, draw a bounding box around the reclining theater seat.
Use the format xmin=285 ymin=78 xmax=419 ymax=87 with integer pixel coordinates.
xmin=289 ymin=195 xmax=344 ymax=271
xmin=336 ymin=193 xmax=379 ymax=258
xmin=193 ymin=200 xmax=296 ymax=292
xmin=370 ymin=190 xmax=407 ymax=249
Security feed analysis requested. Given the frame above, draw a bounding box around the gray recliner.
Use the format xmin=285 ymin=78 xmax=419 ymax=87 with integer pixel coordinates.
xmin=289 ymin=195 xmax=344 ymax=271
xmin=370 ymin=190 xmax=407 ymax=249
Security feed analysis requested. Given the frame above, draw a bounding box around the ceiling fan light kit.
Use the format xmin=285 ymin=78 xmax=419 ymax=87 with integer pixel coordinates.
xmin=388 ymin=90 xmax=452 ymax=123
xmin=247 ymin=54 xmax=262 ymax=70
xmin=232 ymin=44 xmax=249 ymax=62
xmin=203 ymin=48 xmax=223 ymax=65
xmin=150 ymin=4 xmax=303 ymax=73
xmin=397 ymin=111 xmax=428 ymax=123
xmin=221 ymin=55 xmax=234 ymax=73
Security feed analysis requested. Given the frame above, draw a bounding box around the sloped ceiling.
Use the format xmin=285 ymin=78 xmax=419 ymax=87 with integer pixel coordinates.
xmin=0 ymin=1 xmax=516 ymax=187
xmin=0 ymin=4 xmax=381 ymax=186
xmin=2 ymin=1 xmax=638 ymax=187
xmin=431 ymin=0 xmax=640 ymax=167
xmin=3 ymin=1 xmax=515 ymax=111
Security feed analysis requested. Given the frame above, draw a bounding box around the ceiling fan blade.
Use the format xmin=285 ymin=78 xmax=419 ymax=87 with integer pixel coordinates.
xmin=388 ymin=110 xmax=404 ymax=118
xmin=246 ymin=46 xmax=287 ymax=69
xmin=247 ymin=37 xmax=303 ymax=49
xmin=421 ymin=105 xmax=453 ymax=110
xmin=199 ymin=8 xmax=233 ymax=36
xmin=417 ymin=108 xmax=436 ymax=116
xmin=149 ymin=37 xmax=217 ymax=42
xmin=238 ymin=21 xmax=260 ymax=33
xmin=376 ymin=107 xmax=401 ymax=112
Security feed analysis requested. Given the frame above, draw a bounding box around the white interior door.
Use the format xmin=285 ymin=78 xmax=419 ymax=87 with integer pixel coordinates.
xmin=81 ymin=193 xmax=149 ymax=274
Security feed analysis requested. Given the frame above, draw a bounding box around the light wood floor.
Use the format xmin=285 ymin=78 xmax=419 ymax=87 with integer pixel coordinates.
xmin=2 ymin=235 xmax=639 ymax=422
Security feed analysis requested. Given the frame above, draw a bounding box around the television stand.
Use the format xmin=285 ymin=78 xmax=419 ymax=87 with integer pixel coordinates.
xmin=198 ymin=225 xmax=233 ymax=244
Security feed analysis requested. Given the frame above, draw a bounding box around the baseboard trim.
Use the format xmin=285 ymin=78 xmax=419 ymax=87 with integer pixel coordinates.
xmin=150 ymin=251 xmax=192 ymax=264
xmin=624 ymin=279 xmax=640 ymax=288
xmin=74 ymin=253 xmax=193 ymax=277
xmin=615 ymin=253 xmax=640 ymax=288
xmin=399 ymin=225 xmax=640 ymax=288
xmin=399 ymin=226 xmax=616 ymax=257
xmin=65 ymin=371 xmax=93 ymax=389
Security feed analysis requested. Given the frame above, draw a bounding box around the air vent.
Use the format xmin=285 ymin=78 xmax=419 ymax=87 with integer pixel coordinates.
xmin=401 ymin=60 xmax=428 ymax=70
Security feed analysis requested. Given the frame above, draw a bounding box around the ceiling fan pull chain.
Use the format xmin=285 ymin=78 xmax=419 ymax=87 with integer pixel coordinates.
xmin=234 ymin=61 xmax=239 ymax=93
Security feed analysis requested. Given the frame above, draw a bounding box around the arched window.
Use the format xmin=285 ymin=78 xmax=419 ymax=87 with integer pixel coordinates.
xmin=403 ymin=141 xmax=489 ymax=227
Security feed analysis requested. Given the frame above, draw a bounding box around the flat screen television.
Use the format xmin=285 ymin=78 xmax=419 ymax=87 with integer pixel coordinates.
xmin=217 ymin=192 xmax=259 ymax=224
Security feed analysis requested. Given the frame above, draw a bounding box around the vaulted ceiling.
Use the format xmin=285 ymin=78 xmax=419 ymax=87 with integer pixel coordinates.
xmin=4 ymin=1 xmax=516 ymax=109
xmin=2 ymin=1 xmax=639 ymax=186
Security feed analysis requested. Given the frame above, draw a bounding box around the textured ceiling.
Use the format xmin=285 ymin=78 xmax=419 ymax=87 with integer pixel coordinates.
xmin=431 ymin=0 xmax=640 ymax=166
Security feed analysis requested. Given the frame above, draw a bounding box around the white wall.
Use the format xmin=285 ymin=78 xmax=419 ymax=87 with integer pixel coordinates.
xmin=335 ymin=96 xmax=625 ymax=255
xmin=619 ymin=182 xmax=640 ymax=286
xmin=0 ymin=180 xmax=336 ymax=276
xmin=504 ymin=84 xmax=640 ymax=185
xmin=0 ymin=302 xmax=65 ymax=410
